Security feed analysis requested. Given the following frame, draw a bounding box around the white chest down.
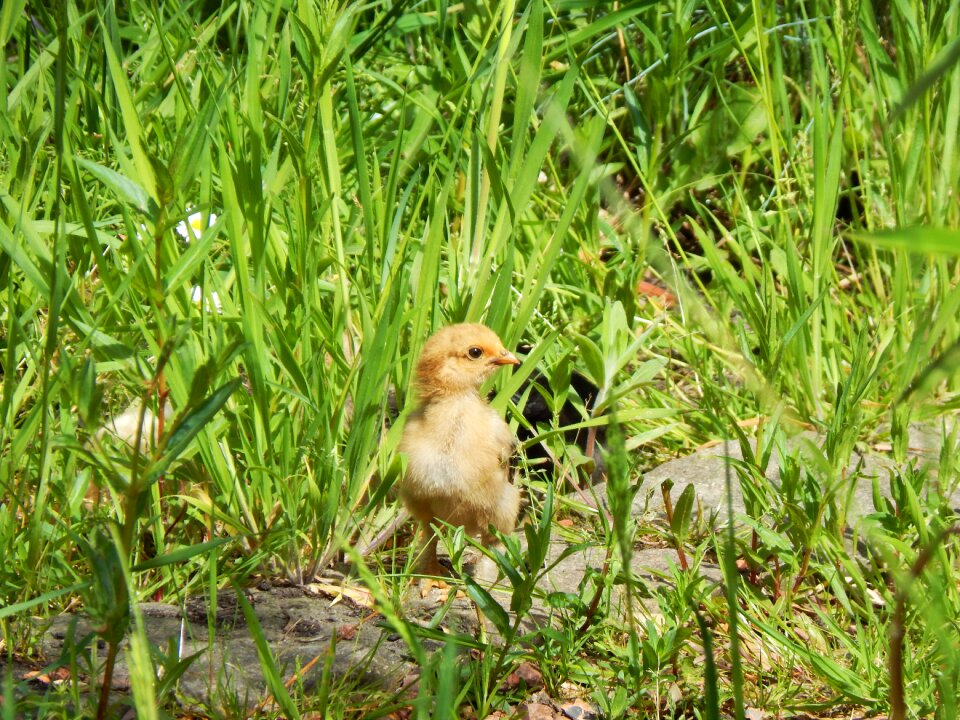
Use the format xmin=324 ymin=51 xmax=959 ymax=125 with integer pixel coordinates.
xmin=402 ymin=394 xmax=513 ymax=497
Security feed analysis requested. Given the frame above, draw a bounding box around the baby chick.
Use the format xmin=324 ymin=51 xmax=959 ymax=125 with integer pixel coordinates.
xmin=398 ymin=323 xmax=521 ymax=584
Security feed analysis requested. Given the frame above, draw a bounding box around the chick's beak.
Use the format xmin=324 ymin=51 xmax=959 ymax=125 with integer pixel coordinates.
xmin=491 ymin=351 xmax=521 ymax=366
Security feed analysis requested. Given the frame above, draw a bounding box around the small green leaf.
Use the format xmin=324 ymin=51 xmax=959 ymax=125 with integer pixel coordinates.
xmin=463 ymin=576 xmax=510 ymax=635
xmin=76 ymin=357 xmax=102 ymax=428
xmin=149 ymin=154 xmax=175 ymax=208
xmin=573 ymin=333 xmax=605 ymax=389
xmin=75 ymin=157 xmax=154 ymax=213
xmin=670 ymin=483 xmax=695 ymax=540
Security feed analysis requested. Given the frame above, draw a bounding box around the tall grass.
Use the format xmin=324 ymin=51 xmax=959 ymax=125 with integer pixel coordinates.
xmin=1 ymin=0 xmax=958 ymax=717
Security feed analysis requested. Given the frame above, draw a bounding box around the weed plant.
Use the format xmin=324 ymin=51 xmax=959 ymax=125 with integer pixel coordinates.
xmin=1 ymin=0 xmax=959 ymax=718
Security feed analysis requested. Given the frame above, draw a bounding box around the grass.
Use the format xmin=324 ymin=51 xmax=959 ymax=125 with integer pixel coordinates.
xmin=1 ymin=0 xmax=959 ymax=717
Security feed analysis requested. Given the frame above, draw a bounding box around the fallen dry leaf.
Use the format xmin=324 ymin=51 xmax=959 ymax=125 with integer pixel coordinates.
xmin=500 ymin=661 xmax=544 ymax=692
xmin=636 ymin=280 xmax=677 ymax=308
xmin=306 ymin=580 xmax=376 ymax=609
xmin=336 ymin=623 xmax=358 ymax=641
xmin=22 ymin=666 xmax=71 ymax=686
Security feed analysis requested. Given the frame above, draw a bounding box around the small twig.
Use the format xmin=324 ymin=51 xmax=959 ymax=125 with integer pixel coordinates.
xmin=250 ymin=650 xmax=324 ymax=717
xmin=613 ymin=0 xmax=630 ymax=81
xmin=360 ymin=509 xmax=410 ymax=558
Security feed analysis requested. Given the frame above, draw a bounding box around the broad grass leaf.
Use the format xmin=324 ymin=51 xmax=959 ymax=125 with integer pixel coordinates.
xmin=463 ymin=576 xmax=510 ymax=635
xmin=126 ymin=628 xmax=159 ymax=720
xmin=170 ymin=85 xmax=223 ymax=191
xmin=0 ymin=0 xmax=26 ymax=46
xmin=693 ymin=609 xmax=721 ymax=720
xmin=902 ymin=338 xmax=960 ymax=402
xmin=133 ymin=537 xmax=235 ymax=571
xmin=509 ymin=0 xmax=543 ymax=169
xmin=100 ymin=18 xmax=157 ymax=202
xmin=7 ymin=33 xmax=56 ymax=113
xmin=163 ymin=216 xmax=221 ymax=292
xmin=573 ymin=334 xmax=605 ymax=391
xmin=850 ymin=227 xmax=960 ymax=255
xmin=0 ymin=582 xmax=90 ymax=621
xmin=75 ymin=357 xmax=102 ymax=427
xmin=0 ymin=218 xmax=53 ymax=299
xmin=890 ymin=36 xmax=960 ymax=122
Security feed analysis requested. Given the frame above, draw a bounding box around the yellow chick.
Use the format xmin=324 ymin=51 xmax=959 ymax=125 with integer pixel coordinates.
xmin=398 ymin=323 xmax=521 ymax=582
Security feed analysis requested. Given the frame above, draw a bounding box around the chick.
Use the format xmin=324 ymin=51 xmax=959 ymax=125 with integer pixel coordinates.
xmin=398 ymin=323 xmax=521 ymax=584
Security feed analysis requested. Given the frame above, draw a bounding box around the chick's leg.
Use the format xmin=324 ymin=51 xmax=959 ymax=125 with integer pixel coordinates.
xmin=466 ymin=530 xmax=502 ymax=588
xmin=416 ymin=523 xmax=451 ymax=598
xmin=473 ymin=484 xmax=520 ymax=587
xmin=490 ymin=483 xmax=520 ymax=535
xmin=418 ymin=523 xmax=445 ymax=577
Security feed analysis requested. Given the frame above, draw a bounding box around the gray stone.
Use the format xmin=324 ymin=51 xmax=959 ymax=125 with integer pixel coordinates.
xmin=594 ymin=422 xmax=958 ymax=528
xmin=34 ymin=585 xmax=415 ymax=709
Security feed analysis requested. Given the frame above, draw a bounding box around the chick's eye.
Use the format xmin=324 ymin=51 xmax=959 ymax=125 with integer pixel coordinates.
xmin=467 ymin=346 xmax=483 ymax=360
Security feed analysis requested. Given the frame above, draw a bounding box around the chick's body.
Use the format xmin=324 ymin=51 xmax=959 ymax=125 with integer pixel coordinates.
xmin=399 ymin=323 xmax=520 ymax=576
xmin=401 ymin=394 xmax=519 ymax=536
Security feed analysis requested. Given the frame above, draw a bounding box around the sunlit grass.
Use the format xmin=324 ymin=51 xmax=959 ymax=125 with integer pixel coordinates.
xmin=1 ymin=0 xmax=959 ymax=717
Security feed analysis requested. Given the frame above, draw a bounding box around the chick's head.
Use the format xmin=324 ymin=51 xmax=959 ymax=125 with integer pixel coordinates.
xmin=413 ymin=323 xmax=520 ymax=399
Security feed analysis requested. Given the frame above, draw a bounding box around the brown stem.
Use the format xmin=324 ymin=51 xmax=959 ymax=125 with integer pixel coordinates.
xmin=578 ymin=543 xmax=615 ymax=635
xmin=772 ymin=556 xmax=781 ymax=601
xmin=674 ymin=540 xmax=689 ymax=571
xmin=792 ymin=544 xmax=812 ymax=593
xmin=96 ymin=639 xmax=120 ymax=720
xmin=585 ymin=425 xmax=597 ymax=464
xmin=661 ymin=482 xmax=674 ymax=522
xmin=613 ymin=1 xmax=630 ymax=81
xmin=889 ymin=525 xmax=960 ymax=720
xmin=156 ymin=377 xmax=168 ymax=497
